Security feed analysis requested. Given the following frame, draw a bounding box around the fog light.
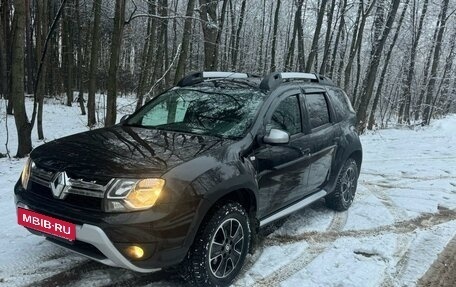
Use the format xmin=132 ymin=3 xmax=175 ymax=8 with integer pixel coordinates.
xmin=125 ymin=245 xmax=144 ymax=259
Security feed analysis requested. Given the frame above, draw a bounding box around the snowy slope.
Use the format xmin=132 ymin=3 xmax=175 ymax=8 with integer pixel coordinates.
xmin=0 ymin=97 xmax=455 ymax=287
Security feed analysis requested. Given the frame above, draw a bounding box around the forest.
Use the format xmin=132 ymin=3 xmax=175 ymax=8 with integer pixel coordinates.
xmin=1 ymin=0 xmax=455 ymax=157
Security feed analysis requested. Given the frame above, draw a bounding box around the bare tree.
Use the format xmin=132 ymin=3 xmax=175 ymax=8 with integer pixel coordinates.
xmin=368 ymin=0 xmax=409 ymax=130
xmin=356 ymin=0 xmax=401 ymax=132
xmin=270 ymin=0 xmax=281 ymax=71
xmin=174 ymin=0 xmax=196 ymax=84
xmin=105 ymin=0 xmax=126 ymax=126
xmin=10 ymin=0 xmax=32 ymax=157
xmin=87 ymin=0 xmax=102 ymax=127
xmin=398 ymin=0 xmax=429 ymax=124
xmin=306 ymin=0 xmax=329 ymax=72
xmin=422 ymin=0 xmax=450 ymax=125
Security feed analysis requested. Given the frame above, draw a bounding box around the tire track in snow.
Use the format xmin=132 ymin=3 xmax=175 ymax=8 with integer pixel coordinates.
xmin=256 ymin=209 xmax=455 ymax=287
xmin=250 ymin=243 xmax=327 ymax=287
xmin=247 ymin=206 xmax=348 ymax=286
xmin=264 ymin=208 xmax=456 ymax=245
xmin=25 ymin=261 xmax=110 ymax=287
xmin=380 ymin=234 xmax=413 ymax=287
xmin=363 ymin=182 xmax=409 ymax=222
xmin=327 ymin=210 xmax=348 ymax=231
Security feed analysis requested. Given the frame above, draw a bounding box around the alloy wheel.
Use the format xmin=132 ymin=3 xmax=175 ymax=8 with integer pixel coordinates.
xmin=208 ymin=218 xmax=245 ymax=279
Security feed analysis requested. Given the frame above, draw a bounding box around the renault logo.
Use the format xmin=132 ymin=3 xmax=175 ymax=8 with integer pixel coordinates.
xmin=50 ymin=171 xmax=70 ymax=199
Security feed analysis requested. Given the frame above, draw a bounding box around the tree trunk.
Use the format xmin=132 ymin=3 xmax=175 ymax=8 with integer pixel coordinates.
xmin=25 ymin=0 xmax=34 ymax=95
xmin=398 ymin=0 xmax=429 ymax=124
xmin=150 ymin=0 xmax=167 ymax=96
xmin=422 ymin=0 xmax=449 ymax=125
xmin=329 ymin=0 xmax=347 ymax=78
xmin=76 ymin=0 xmax=86 ymax=115
xmin=285 ymin=0 xmax=304 ymax=71
xmin=174 ymin=0 xmax=196 ymax=84
xmin=105 ymin=0 xmax=126 ymax=126
xmin=63 ymin=4 xmax=73 ymax=106
xmin=319 ymin=0 xmax=336 ymax=74
xmin=36 ymin=0 xmax=49 ymax=140
xmin=356 ymin=0 xmax=401 ymax=132
xmin=429 ymin=36 xmax=455 ymax=119
xmin=11 ymin=0 xmax=32 ymax=157
xmin=368 ymin=0 xmax=409 ymax=130
xmin=231 ymin=0 xmax=247 ymax=70
xmin=257 ymin=0 xmax=266 ymax=74
xmin=87 ymin=0 xmax=101 ymax=127
xmin=270 ymin=0 xmax=281 ymax=71
xmin=414 ymin=22 xmax=437 ymax=121
xmin=305 ymin=0 xmax=328 ymax=72
xmin=199 ymin=0 xmax=219 ymax=70
xmin=2 ymin=0 xmax=13 ymax=114
xmin=343 ymin=1 xmax=376 ymax=92
xmin=297 ymin=0 xmax=306 ymax=71
xmin=136 ymin=1 xmax=156 ymax=109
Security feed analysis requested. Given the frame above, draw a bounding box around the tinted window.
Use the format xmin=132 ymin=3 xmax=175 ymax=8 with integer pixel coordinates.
xmin=269 ymin=95 xmax=301 ymax=135
xmin=305 ymin=93 xmax=330 ymax=129
xmin=327 ymin=88 xmax=355 ymax=120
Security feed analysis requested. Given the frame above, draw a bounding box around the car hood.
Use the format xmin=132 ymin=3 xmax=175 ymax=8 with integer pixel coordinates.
xmin=30 ymin=125 xmax=235 ymax=180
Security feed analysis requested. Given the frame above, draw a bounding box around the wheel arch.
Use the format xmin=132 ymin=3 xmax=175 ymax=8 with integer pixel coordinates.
xmin=349 ymin=149 xmax=362 ymax=172
xmin=182 ymin=185 xmax=258 ymax=254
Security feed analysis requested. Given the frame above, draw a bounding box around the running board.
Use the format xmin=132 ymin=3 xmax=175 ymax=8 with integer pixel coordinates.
xmin=259 ymin=190 xmax=328 ymax=227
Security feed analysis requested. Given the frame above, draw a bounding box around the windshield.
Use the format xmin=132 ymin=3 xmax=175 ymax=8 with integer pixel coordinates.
xmin=126 ymin=87 xmax=265 ymax=138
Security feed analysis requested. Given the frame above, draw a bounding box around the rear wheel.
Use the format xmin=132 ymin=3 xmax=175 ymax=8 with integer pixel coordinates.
xmin=180 ymin=202 xmax=250 ymax=286
xmin=326 ymin=158 xmax=359 ymax=211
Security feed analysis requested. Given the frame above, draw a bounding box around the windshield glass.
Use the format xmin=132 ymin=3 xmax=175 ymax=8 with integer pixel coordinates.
xmin=126 ymin=87 xmax=265 ymax=138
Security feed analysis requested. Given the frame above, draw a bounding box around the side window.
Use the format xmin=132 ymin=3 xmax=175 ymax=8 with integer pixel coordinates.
xmin=305 ymin=93 xmax=330 ymax=129
xmin=328 ymin=88 xmax=355 ymax=121
xmin=269 ymin=95 xmax=302 ymax=135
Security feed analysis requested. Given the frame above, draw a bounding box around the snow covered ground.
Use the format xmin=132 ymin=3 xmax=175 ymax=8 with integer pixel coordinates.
xmin=0 ymin=96 xmax=455 ymax=287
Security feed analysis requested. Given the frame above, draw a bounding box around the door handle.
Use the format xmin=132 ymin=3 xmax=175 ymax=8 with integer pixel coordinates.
xmin=302 ymin=148 xmax=311 ymax=156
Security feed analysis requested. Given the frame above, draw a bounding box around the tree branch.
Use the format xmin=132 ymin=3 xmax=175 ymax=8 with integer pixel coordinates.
xmin=145 ymin=44 xmax=181 ymax=98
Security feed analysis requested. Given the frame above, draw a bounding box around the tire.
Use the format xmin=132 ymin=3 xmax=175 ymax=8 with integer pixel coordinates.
xmin=180 ymin=201 xmax=251 ymax=287
xmin=326 ymin=158 xmax=359 ymax=211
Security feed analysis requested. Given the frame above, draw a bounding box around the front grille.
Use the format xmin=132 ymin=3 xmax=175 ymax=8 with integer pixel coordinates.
xmin=29 ymin=181 xmax=103 ymax=211
xmin=29 ymin=166 xmax=111 ymax=211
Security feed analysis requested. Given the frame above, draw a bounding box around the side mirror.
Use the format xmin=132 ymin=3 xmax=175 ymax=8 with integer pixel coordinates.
xmin=263 ymin=128 xmax=290 ymax=144
xmin=119 ymin=114 xmax=130 ymax=123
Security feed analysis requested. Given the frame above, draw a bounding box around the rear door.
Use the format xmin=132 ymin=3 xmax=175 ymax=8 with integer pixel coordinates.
xmin=302 ymin=91 xmax=339 ymax=193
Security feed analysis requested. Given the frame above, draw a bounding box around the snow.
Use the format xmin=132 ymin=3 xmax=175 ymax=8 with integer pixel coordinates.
xmin=343 ymin=193 xmax=395 ymax=230
xmin=282 ymin=234 xmax=398 ymax=287
xmin=0 ymin=97 xmax=455 ymax=286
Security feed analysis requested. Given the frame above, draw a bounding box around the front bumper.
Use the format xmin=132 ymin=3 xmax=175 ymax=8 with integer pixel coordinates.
xmin=59 ymin=223 xmax=160 ymax=273
xmin=14 ymin=180 xmax=202 ymax=272
xmin=17 ymin=202 xmax=159 ymax=273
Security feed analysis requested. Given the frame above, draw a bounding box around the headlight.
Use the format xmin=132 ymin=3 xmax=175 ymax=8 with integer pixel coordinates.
xmin=21 ymin=158 xmax=33 ymax=189
xmin=105 ymin=178 xmax=165 ymax=212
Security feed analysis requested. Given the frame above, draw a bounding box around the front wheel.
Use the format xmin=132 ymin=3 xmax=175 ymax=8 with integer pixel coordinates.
xmin=180 ymin=202 xmax=250 ymax=286
xmin=326 ymin=158 xmax=359 ymax=211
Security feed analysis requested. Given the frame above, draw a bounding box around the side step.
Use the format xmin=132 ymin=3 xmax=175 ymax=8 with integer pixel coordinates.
xmin=259 ymin=190 xmax=328 ymax=227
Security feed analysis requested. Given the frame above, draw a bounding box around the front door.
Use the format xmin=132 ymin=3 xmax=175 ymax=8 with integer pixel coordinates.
xmin=254 ymin=92 xmax=313 ymax=218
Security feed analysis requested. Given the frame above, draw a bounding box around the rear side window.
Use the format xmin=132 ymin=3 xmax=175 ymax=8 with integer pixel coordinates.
xmin=269 ymin=95 xmax=301 ymax=135
xmin=305 ymin=93 xmax=330 ymax=129
xmin=327 ymin=88 xmax=355 ymax=121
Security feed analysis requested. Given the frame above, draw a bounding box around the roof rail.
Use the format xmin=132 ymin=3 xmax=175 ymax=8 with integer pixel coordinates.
xmin=281 ymin=72 xmax=318 ymax=80
xmin=260 ymin=72 xmax=335 ymax=91
xmin=177 ymin=71 xmax=249 ymax=87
